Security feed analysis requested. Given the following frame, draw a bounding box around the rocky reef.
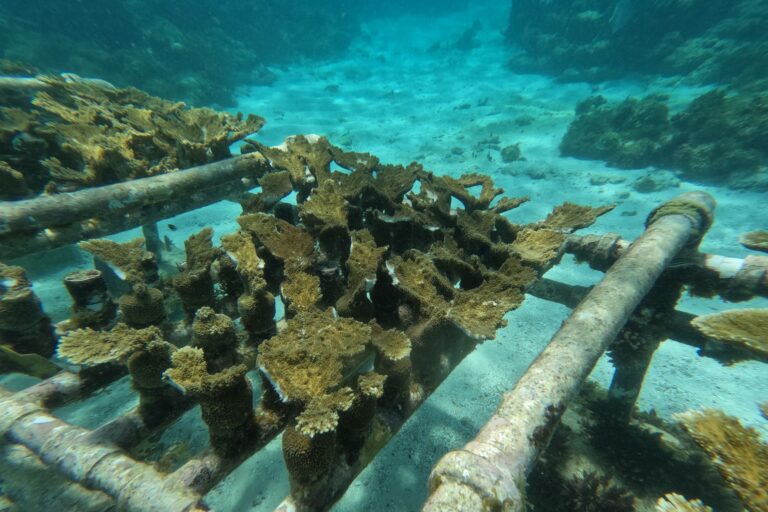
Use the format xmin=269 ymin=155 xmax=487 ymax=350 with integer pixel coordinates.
xmin=560 ymin=91 xmax=768 ymax=189
xmin=0 ymin=76 xmax=263 ymax=199
xmin=506 ymin=0 xmax=768 ymax=91
xmin=0 ymin=0 xmax=360 ymax=106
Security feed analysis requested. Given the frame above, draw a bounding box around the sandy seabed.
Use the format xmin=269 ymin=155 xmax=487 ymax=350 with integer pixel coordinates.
xmin=5 ymin=3 xmax=766 ymax=511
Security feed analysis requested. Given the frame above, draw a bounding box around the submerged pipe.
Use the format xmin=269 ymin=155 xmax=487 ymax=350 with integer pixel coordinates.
xmin=423 ymin=191 xmax=716 ymax=512
xmin=565 ymin=233 xmax=768 ymax=300
xmin=0 ymin=153 xmax=270 ymax=260
xmin=1 ymin=396 xmax=206 ymax=512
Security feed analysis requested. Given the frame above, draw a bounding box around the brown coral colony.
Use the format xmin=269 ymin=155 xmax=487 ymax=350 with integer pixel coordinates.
xmin=3 ymin=80 xmax=623 ymax=511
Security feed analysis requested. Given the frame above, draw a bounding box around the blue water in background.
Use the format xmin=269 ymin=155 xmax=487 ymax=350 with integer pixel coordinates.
xmin=1 ymin=1 xmax=767 ymax=511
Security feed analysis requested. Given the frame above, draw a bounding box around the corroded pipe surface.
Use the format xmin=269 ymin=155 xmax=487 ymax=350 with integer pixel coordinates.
xmin=423 ymin=191 xmax=716 ymax=512
xmin=3 ymin=371 xmax=83 ymax=407
xmin=0 ymin=153 xmax=266 ymax=235
xmin=2 ymin=397 xmax=206 ymax=512
xmin=566 ymin=234 xmax=768 ymax=300
xmin=0 ymin=153 xmax=269 ymax=259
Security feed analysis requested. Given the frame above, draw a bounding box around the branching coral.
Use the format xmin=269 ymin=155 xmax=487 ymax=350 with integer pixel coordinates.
xmin=173 ymin=228 xmax=217 ymax=317
xmin=281 ymin=259 xmax=322 ymax=316
xmin=540 ymin=202 xmax=616 ymax=231
xmin=57 ymin=323 xmax=164 ymax=366
xmin=299 ymin=179 xmax=349 ymax=231
xmin=118 ymin=283 xmax=166 ymax=328
xmin=447 ymin=277 xmax=525 ymax=340
xmin=165 ymin=346 xmax=256 ymax=455
xmin=79 ymin=238 xmax=148 ymax=284
xmin=237 ymin=213 xmax=315 ymax=263
xmin=258 ymin=310 xmax=372 ymax=404
xmin=257 ymin=170 xmax=294 ymax=206
xmin=509 ymin=228 xmax=567 ymax=269
xmin=691 ymin=308 xmax=768 ymax=361
xmin=676 ymin=409 xmax=768 ymax=512
xmin=296 ymin=388 xmax=356 ymax=438
xmin=0 ymin=77 xmax=264 ymax=198
xmin=0 ymin=263 xmax=56 ymax=358
xmin=740 ymin=231 xmax=768 ymax=253
xmin=191 ymin=307 xmax=239 ymax=372
xmin=220 ymin=230 xmax=267 ymax=292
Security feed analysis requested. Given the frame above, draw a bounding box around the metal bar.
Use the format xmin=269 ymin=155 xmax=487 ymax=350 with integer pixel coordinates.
xmin=423 ymin=191 xmax=716 ymax=512
xmin=142 ymin=223 xmax=163 ymax=263
xmin=5 ymin=371 xmax=84 ymax=407
xmin=0 ymin=153 xmax=270 ymax=260
xmin=1 ymin=397 xmax=206 ymax=512
xmin=565 ymin=234 xmax=768 ymax=300
xmin=528 ymin=278 xmax=719 ymax=357
xmin=0 ymin=77 xmax=50 ymax=90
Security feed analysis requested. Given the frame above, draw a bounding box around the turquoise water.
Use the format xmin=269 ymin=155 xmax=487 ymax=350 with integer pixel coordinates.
xmin=1 ymin=2 xmax=767 ymax=511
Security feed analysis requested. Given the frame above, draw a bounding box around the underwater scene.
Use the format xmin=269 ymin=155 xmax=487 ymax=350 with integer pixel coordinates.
xmin=0 ymin=0 xmax=767 ymax=511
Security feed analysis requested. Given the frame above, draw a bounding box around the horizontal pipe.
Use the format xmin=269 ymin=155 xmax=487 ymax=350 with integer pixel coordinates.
xmin=0 ymin=152 xmax=267 ymax=232
xmin=527 ymin=278 xmax=749 ymax=362
xmin=0 ymin=76 xmax=50 ymax=90
xmin=3 ymin=399 xmax=206 ymax=512
xmin=423 ymin=191 xmax=715 ymax=512
xmin=0 ymin=153 xmax=270 ymax=260
xmin=565 ymin=234 xmax=768 ymax=300
xmin=2 ymin=371 xmax=83 ymax=408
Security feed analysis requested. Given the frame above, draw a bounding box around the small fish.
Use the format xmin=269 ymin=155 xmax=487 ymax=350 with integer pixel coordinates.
xmin=163 ymin=235 xmax=176 ymax=251
xmin=167 ymin=224 xmax=178 ymax=231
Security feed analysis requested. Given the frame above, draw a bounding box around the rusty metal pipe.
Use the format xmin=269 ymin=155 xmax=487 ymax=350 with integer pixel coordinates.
xmin=0 ymin=153 xmax=269 ymax=259
xmin=423 ymin=191 xmax=716 ymax=512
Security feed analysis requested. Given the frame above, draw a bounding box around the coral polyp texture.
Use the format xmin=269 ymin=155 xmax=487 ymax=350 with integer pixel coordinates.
xmin=691 ymin=308 xmax=768 ymax=361
xmin=0 ymin=77 xmax=263 ymax=199
xmin=676 ymin=409 xmax=768 ymax=512
xmin=2 ymin=129 xmax=618 ymax=510
xmin=57 ymin=323 xmax=165 ymax=366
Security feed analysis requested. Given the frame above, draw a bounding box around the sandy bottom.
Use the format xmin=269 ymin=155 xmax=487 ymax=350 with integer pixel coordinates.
xmin=3 ymin=3 xmax=766 ymax=511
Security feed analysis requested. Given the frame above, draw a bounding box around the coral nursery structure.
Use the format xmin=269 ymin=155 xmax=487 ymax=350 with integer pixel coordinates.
xmin=1 ymin=102 xmax=767 ymax=512
xmin=0 ymin=77 xmax=263 ymax=199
